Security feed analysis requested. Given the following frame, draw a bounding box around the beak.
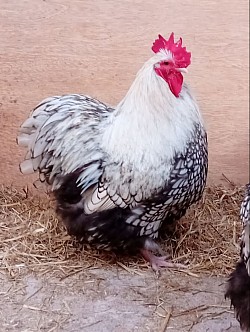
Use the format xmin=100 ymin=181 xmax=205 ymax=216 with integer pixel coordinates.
xmin=176 ymin=68 xmax=188 ymax=74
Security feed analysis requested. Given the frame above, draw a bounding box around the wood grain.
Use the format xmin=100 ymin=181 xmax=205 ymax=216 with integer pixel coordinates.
xmin=0 ymin=0 xmax=248 ymax=186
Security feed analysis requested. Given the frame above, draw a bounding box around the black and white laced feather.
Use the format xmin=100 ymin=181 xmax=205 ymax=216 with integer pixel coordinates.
xmin=17 ymin=51 xmax=208 ymax=268
xmin=225 ymin=184 xmax=250 ymax=331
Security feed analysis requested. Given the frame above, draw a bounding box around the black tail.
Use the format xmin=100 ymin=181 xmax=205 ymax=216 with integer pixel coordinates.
xmin=53 ymin=174 xmax=146 ymax=252
xmin=54 ymin=172 xmax=83 ymax=205
xmin=54 ymin=172 xmax=92 ymax=236
xmin=225 ymin=261 xmax=250 ymax=331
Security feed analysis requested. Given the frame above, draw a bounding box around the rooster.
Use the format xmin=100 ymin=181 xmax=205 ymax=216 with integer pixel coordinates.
xmin=225 ymin=184 xmax=250 ymax=331
xmin=17 ymin=33 xmax=208 ymax=271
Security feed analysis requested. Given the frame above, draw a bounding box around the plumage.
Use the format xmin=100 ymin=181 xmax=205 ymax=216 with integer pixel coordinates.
xmin=17 ymin=33 xmax=208 ymax=270
xmin=225 ymin=184 xmax=250 ymax=331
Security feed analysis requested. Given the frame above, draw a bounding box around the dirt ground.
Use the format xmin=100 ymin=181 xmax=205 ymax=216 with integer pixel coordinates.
xmin=0 ymin=0 xmax=249 ymax=331
xmin=1 ymin=268 xmax=240 ymax=332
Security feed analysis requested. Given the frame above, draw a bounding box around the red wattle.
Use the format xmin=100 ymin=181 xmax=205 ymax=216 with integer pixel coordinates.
xmin=155 ymin=67 xmax=183 ymax=98
xmin=166 ymin=71 xmax=183 ymax=97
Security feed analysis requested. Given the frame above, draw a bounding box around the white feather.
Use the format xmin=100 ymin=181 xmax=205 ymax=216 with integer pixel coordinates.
xmin=17 ymin=134 xmax=31 ymax=146
xmin=20 ymin=159 xmax=36 ymax=174
xmin=83 ymin=186 xmax=116 ymax=214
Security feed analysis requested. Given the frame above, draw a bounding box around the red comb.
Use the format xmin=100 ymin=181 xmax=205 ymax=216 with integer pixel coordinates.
xmin=152 ymin=33 xmax=191 ymax=68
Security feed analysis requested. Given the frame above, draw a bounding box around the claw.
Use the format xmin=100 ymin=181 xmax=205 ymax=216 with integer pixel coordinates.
xmin=140 ymin=244 xmax=187 ymax=273
xmin=141 ymin=249 xmax=186 ymax=272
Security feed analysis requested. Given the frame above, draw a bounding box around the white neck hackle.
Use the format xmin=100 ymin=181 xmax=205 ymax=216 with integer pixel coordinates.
xmin=102 ymin=54 xmax=203 ymax=170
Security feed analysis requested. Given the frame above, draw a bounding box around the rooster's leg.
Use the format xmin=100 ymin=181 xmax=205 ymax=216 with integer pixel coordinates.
xmin=140 ymin=239 xmax=187 ymax=272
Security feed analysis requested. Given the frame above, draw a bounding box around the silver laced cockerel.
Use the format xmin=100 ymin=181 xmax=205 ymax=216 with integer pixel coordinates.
xmin=17 ymin=33 xmax=208 ymax=271
xmin=226 ymin=184 xmax=250 ymax=331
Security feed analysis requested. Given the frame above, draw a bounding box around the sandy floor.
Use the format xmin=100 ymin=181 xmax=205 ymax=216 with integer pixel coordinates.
xmin=1 ymin=268 xmax=239 ymax=332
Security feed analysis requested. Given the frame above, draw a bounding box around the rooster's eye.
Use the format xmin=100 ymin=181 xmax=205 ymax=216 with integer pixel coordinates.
xmin=163 ymin=61 xmax=169 ymax=65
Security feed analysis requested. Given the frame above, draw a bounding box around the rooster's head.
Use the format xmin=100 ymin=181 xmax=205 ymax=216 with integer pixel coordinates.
xmin=151 ymin=33 xmax=191 ymax=97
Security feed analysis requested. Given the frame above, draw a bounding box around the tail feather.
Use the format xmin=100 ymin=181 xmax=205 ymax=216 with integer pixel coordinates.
xmin=19 ymin=159 xmax=39 ymax=174
xmin=20 ymin=116 xmax=39 ymax=131
xmin=17 ymin=94 xmax=108 ymax=190
xmin=17 ymin=133 xmax=32 ymax=147
xmin=17 ymin=97 xmax=57 ymax=174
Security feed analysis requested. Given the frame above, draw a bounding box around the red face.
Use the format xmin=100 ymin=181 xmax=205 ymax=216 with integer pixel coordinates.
xmin=152 ymin=33 xmax=191 ymax=98
xmin=154 ymin=60 xmax=183 ymax=98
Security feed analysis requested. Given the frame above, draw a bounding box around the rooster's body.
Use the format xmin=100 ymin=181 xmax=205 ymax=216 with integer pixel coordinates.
xmin=17 ymin=33 xmax=208 ymax=270
xmin=226 ymin=184 xmax=250 ymax=331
